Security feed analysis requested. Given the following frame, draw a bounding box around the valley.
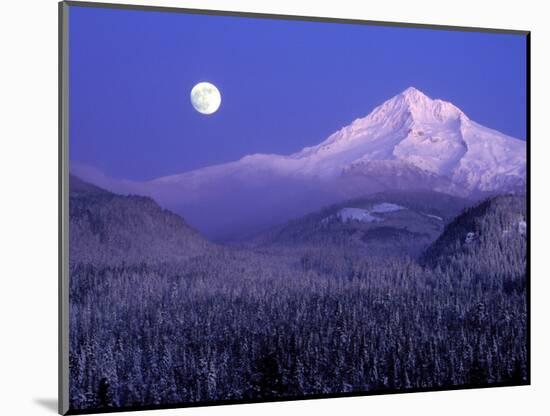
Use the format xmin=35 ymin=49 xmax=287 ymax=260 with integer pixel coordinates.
xmin=68 ymin=176 xmax=528 ymax=411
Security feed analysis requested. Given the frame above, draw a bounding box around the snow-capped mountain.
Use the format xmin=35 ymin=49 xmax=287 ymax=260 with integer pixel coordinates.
xmin=291 ymin=87 xmax=525 ymax=192
xmin=73 ymin=87 xmax=526 ymax=240
xmin=153 ymin=87 xmax=525 ymax=194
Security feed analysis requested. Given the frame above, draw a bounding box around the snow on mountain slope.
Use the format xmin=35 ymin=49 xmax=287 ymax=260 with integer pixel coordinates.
xmin=452 ymin=119 xmax=526 ymax=192
xmin=293 ymin=87 xmax=466 ymax=176
xmin=248 ymin=190 xmax=469 ymax=258
xmin=333 ymin=203 xmax=405 ymax=224
xmin=336 ymin=208 xmax=382 ymax=224
xmin=288 ymin=87 xmax=525 ymax=192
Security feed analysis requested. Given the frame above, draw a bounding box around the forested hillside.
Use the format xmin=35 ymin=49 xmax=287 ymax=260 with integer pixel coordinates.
xmin=422 ymin=194 xmax=527 ymax=284
xmin=249 ymin=190 xmax=470 ymax=257
xmin=68 ymin=178 xmax=528 ymax=412
xmin=69 ymin=175 xmax=211 ymax=265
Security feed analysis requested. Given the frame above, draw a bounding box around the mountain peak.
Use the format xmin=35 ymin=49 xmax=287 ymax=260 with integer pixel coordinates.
xmin=325 ymin=87 xmax=467 ymax=141
xmin=371 ymin=86 xmax=467 ymax=124
xmin=400 ymin=86 xmax=429 ymax=100
xmin=292 ymin=85 xmax=523 ymax=185
xmin=398 ymin=87 xmax=442 ymax=116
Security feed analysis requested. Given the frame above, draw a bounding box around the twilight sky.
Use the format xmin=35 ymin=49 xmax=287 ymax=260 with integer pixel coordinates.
xmin=69 ymin=5 xmax=527 ymax=181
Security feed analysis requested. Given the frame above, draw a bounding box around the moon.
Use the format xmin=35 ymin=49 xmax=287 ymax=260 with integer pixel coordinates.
xmin=190 ymin=82 xmax=221 ymax=115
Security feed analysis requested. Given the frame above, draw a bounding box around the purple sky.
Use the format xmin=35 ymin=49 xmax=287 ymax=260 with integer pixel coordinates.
xmin=69 ymin=5 xmax=527 ymax=181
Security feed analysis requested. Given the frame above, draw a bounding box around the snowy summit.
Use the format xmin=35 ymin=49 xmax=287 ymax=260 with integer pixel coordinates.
xmin=292 ymin=87 xmax=525 ymax=192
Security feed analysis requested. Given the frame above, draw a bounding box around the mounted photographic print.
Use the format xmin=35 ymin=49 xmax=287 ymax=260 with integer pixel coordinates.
xmin=59 ymin=1 xmax=530 ymax=414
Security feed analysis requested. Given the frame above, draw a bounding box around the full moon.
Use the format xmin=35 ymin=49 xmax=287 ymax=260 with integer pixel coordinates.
xmin=190 ymin=82 xmax=221 ymax=115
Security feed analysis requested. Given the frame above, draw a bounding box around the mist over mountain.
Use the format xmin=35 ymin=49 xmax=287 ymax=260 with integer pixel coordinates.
xmin=72 ymin=87 xmax=526 ymax=241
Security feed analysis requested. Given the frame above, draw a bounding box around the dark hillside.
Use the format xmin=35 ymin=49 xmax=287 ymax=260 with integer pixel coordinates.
xmin=421 ymin=195 xmax=527 ymax=285
xmin=69 ymin=175 xmax=211 ymax=265
xmin=249 ymin=190 xmax=471 ymax=258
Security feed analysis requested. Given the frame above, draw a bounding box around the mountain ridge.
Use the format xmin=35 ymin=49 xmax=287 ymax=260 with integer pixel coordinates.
xmin=69 ymin=175 xmax=212 ymax=264
xmin=246 ymin=189 xmax=472 ymax=257
xmin=421 ymin=194 xmax=527 ymax=276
